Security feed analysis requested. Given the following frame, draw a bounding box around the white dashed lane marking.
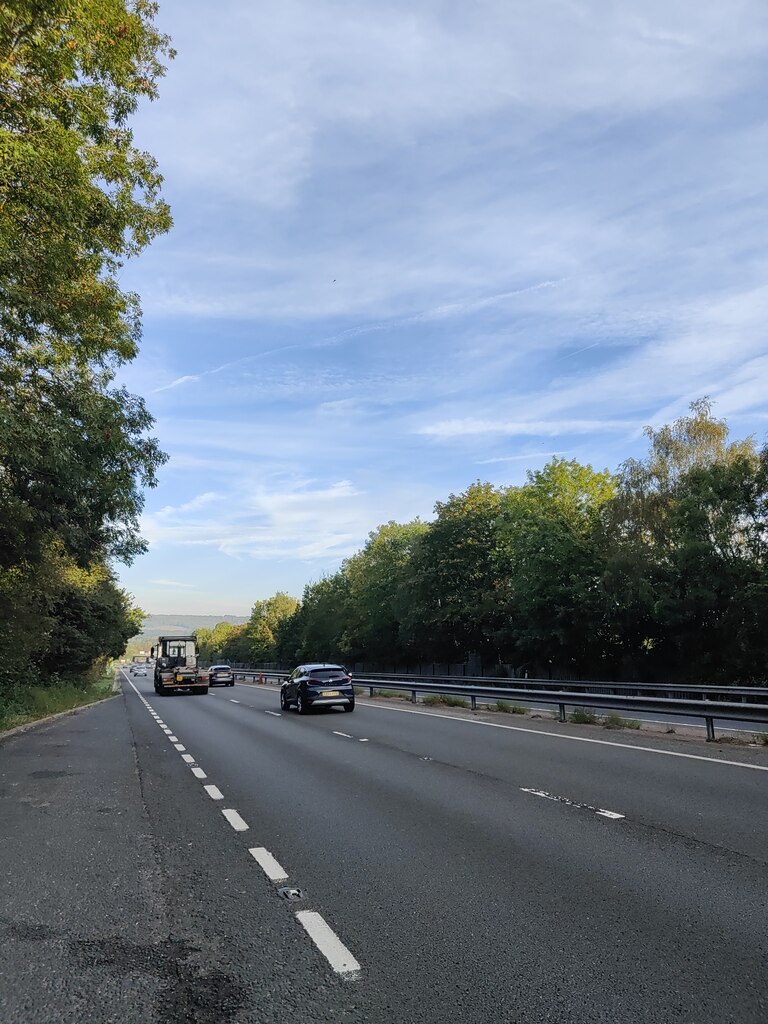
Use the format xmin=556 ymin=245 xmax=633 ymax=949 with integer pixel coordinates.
xmin=124 ymin=670 xmax=363 ymax=980
xmin=248 ymin=847 xmax=289 ymax=882
xmin=520 ymin=787 xmax=625 ymax=821
xmin=296 ymin=911 xmax=362 ymax=978
xmin=230 ymin=699 xmax=240 ymax=704
xmin=222 ymin=808 xmax=249 ymax=832
xmin=333 ymin=731 xmax=353 ymax=739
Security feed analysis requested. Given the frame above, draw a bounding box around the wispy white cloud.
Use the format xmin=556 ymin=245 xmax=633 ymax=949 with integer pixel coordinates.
xmin=420 ymin=419 xmax=632 ymax=439
xmin=158 ymin=492 xmax=224 ymax=517
xmin=153 ymin=374 xmax=201 ymax=393
xmin=142 ymin=479 xmax=380 ymax=561
xmin=476 ymin=451 xmax=571 ymax=464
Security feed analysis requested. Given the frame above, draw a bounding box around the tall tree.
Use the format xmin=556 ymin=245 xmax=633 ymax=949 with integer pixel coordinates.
xmin=401 ymin=483 xmax=505 ymax=661
xmin=603 ymin=399 xmax=767 ymax=680
xmin=247 ymin=592 xmax=300 ymax=662
xmin=341 ymin=520 xmax=428 ymax=663
xmin=494 ymin=459 xmax=616 ymax=676
xmin=0 ymin=0 xmax=172 ymax=686
xmin=0 ymin=0 xmax=171 ymax=567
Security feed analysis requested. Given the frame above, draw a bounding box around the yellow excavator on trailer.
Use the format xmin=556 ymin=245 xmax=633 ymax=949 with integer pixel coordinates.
xmin=151 ymin=635 xmax=208 ymax=696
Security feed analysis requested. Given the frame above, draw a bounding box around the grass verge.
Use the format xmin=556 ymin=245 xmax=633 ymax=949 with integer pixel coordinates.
xmin=422 ymin=693 xmax=469 ymax=708
xmin=355 ymin=686 xmax=413 ymax=701
xmin=0 ymin=674 xmax=115 ymax=734
xmin=603 ymin=712 xmax=641 ymax=730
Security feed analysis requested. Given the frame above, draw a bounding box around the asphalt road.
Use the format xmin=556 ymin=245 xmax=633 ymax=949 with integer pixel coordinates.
xmin=2 ymin=671 xmax=767 ymax=1024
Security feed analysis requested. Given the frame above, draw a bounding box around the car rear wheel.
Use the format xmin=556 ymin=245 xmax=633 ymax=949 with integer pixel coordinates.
xmin=297 ymin=693 xmax=309 ymax=715
xmin=280 ymin=690 xmax=289 ymax=711
xmin=343 ymin=701 xmax=355 ymax=713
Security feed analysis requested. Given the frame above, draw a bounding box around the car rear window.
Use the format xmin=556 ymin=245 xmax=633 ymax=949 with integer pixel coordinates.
xmin=212 ymin=665 xmax=231 ymax=671
xmin=309 ymin=668 xmax=346 ymax=679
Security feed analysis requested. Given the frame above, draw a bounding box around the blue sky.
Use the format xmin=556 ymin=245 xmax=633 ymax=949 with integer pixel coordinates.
xmin=117 ymin=0 xmax=768 ymax=615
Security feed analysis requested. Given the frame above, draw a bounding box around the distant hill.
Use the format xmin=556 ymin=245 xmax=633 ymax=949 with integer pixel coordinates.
xmin=130 ymin=613 xmax=249 ymax=641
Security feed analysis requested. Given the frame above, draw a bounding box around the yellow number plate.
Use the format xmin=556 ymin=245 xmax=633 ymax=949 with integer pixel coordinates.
xmin=321 ymin=690 xmax=340 ymax=697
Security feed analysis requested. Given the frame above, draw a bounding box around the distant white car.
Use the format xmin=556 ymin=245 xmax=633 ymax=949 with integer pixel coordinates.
xmin=132 ymin=666 xmax=148 ymax=677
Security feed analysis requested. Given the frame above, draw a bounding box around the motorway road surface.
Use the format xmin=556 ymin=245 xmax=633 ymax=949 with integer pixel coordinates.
xmin=1 ymin=671 xmax=767 ymax=1024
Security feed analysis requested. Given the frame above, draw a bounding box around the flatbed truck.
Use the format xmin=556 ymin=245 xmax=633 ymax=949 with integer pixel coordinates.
xmin=151 ymin=635 xmax=208 ymax=696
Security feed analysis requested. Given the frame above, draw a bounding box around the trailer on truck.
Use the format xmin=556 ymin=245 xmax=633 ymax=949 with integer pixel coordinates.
xmin=151 ymin=635 xmax=208 ymax=696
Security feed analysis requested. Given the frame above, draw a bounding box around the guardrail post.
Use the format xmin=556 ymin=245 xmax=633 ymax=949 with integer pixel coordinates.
xmin=705 ymin=716 xmax=715 ymax=741
xmin=369 ymin=686 xmax=374 ymax=697
xmin=559 ymin=703 xmax=566 ymax=723
xmin=411 ymin=689 xmax=417 ymax=704
xmin=471 ymin=695 xmax=477 ymax=711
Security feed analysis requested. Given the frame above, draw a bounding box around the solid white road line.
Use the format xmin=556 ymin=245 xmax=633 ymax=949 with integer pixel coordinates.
xmin=174 ymin=743 xmax=186 ymax=752
xmin=191 ymin=766 xmax=207 ymax=779
xmin=264 ymin=711 xmax=281 ymax=717
xmin=204 ymin=785 xmax=224 ymax=800
xmin=181 ymin=753 xmax=195 ymax=764
xmin=248 ymin=847 xmax=289 ymax=882
xmin=295 ymin=911 xmax=361 ymax=978
xmin=333 ymin=731 xmax=353 ymax=739
xmin=356 ymin=700 xmax=768 ymax=773
xmin=222 ymin=808 xmax=249 ymax=832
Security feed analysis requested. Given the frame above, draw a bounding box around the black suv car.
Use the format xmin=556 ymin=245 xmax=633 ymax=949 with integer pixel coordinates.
xmin=208 ymin=664 xmax=235 ymax=687
xmin=280 ymin=664 xmax=354 ymax=714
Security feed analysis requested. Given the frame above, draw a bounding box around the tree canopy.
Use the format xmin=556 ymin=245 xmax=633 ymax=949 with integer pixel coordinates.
xmin=0 ymin=0 xmax=172 ymax=694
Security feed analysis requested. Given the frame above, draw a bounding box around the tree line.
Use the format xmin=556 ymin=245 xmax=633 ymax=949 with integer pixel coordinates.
xmin=202 ymin=401 xmax=768 ymax=684
xmin=0 ymin=1 xmax=172 ymax=697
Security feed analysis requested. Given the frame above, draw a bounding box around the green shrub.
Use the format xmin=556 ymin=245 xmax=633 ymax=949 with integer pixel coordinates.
xmin=496 ymin=700 xmax=527 ymax=714
xmin=422 ymin=694 xmax=445 ymax=706
xmin=442 ymin=695 xmax=468 ymax=708
xmin=569 ymin=706 xmax=599 ymax=725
